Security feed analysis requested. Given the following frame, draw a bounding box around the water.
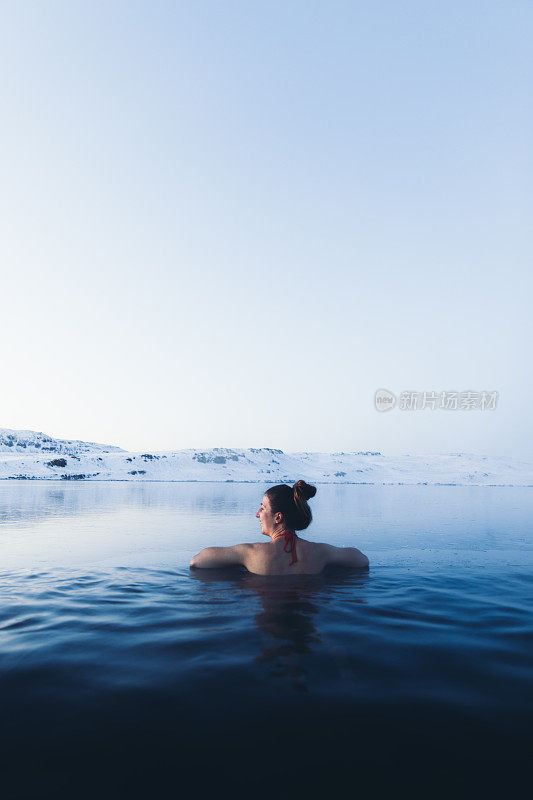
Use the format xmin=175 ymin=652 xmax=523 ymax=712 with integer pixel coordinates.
xmin=0 ymin=482 xmax=532 ymax=798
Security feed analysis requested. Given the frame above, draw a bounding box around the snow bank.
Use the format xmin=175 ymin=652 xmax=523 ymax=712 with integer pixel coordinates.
xmin=0 ymin=430 xmax=531 ymax=485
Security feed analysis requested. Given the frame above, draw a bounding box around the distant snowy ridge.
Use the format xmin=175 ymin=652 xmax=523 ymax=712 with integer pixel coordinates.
xmin=0 ymin=430 xmax=532 ymax=485
xmin=0 ymin=428 xmax=124 ymax=455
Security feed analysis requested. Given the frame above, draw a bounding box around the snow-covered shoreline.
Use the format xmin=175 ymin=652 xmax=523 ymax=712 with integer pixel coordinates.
xmin=0 ymin=429 xmax=532 ymax=486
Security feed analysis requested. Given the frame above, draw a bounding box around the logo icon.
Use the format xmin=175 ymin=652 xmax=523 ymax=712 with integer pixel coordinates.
xmin=375 ymin=389 xmax=396 ymax=412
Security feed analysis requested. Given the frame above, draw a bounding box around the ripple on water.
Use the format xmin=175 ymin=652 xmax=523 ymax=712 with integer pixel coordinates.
xmin=0 ymin=564 xmax=530 ymax=798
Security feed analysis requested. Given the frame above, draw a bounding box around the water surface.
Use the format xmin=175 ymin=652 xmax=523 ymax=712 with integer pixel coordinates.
xmin=0 ymin=482 xmax=531 ymax=797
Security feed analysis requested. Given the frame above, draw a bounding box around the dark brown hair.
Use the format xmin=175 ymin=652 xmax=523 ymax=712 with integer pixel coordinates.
xmin=265 ymin=480 xmax=317 ymax=531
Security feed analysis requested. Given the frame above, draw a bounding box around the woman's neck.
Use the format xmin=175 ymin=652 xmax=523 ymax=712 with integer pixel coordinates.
xmin=271 ymin=528 xmax=295 ymax=541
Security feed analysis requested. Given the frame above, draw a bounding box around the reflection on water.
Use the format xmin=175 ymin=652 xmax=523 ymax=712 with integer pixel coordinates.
xmin=0 ymin=481 xmax=254 ymax=526
xmin=191 ymin=567 xmax=368 ymax=693
xmin=253 ymin=587 xmax=321 ymax=691
xmin=2 ymin=480 xmax=533 ymax=572
xmin=249 ymin=572 xmax=368 ymax=693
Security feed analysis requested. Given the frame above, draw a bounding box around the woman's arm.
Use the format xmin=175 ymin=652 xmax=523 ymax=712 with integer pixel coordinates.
xmin=190 ymin=543 xmax=253 ymax=569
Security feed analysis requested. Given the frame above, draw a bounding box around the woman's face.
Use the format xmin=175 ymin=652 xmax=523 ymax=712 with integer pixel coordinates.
xmin=256 ymin=494 xmax=280 ymax=536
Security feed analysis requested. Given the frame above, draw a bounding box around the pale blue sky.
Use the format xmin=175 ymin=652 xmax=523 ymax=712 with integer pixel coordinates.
xmin=1 ymin=1 xmax=531 ymax=457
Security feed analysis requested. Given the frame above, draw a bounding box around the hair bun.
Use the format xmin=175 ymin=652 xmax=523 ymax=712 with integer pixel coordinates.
xmin=266 ymin=481 xmax=316 ymax=532
xmin=293 ymin=480 xmax=317 ymax=502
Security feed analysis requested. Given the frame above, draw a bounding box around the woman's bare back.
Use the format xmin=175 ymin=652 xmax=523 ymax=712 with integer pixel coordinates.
xmin=246 ymin=538 xmax=369 ymax=576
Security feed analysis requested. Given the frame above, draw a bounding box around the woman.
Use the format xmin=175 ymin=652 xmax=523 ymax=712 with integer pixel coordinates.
xmin=190 ymin=480 xmax=369 ymax=576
